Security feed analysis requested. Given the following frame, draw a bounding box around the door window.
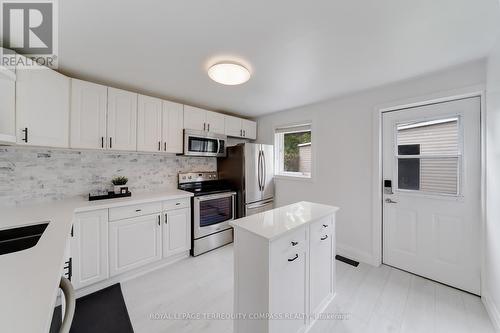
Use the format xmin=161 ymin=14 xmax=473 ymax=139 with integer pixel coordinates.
xmin=396 ymin=117 xmax=460 ymax=195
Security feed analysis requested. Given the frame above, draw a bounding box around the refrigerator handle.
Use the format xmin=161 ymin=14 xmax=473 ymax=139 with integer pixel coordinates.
xmin=258 ymin=150 xmax=263 ymax=191
xmin=262 ymin=150 xmax=266 ymax=192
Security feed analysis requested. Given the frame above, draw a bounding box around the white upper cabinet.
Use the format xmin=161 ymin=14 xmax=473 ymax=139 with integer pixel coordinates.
xmin=16 ymin=56 xmax=70 ymax=148
xmin=162 ymin=101 xmax=184 ymax=153
xmin=184 ymin=105 xmax=226 ymax=134
xmin=137 ymin=95 xmax=162 ymax=152
xmin=107 ymin=87 xmax=138 ymax=151
xmin=224 ymin=115 xmax=257 ymax=139
xmin=0 ymin=65 xmax=16 ymax=144
xmin=70 ymin=79 xmax=107 ymax=149
xmin=242 ymin=119 xmax=257 ymax=140
xmin=184 ymin=105 xmax=206 ymax=131
xmin=206 ymin=110 xmax=225 ymax=134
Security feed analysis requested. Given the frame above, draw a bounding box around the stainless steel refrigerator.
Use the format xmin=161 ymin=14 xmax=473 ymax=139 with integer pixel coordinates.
xmin=217 ymin=143 xmax=274 ymax=217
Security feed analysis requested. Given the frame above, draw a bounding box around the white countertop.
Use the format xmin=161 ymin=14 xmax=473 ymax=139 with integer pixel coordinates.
xmin=230 ymin=201 xmax=339 ymax=241
xmin=0 ymin=189 xmax=193 ymax=333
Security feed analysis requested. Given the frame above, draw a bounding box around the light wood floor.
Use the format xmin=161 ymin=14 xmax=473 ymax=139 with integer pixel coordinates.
xmin=121 ymin=245 xmax=494 ymax=333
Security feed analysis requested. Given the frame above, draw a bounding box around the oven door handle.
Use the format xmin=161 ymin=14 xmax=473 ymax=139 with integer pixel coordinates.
xmin=194 ymin=192 xmax=237 ymax=202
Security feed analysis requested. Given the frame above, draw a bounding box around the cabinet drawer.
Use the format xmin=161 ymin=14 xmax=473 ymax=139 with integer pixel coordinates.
xmin=109 ymin=202 xmax=162 ymax=221
xmin=163 ymin=198 xmax=189 ymax=211
xmin=310 ymin=216 xmax=334 ymax=238
xmin=271 ymin=226 xmax=307 ymax=255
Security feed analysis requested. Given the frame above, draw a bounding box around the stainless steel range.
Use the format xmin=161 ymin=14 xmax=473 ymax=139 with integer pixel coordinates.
xmin=178 ymin=172 xmax=236 ymax=256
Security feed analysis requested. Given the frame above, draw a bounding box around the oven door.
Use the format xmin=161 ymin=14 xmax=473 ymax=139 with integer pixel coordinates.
xmin=184 ymin=130 xmax=226 ymax=157
xmin=193 ymin=192 xmax=236 ymax=239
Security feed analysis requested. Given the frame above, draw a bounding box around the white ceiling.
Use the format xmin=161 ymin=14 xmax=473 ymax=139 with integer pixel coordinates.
xmin=59 ymin=0 xmax=500 ymax=117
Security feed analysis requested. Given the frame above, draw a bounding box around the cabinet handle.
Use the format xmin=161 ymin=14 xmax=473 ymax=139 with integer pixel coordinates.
xmin=288 ymin=254 xmax=299 ymax=262
xmin=322 ymin=224 xmax=328 ymax=228
xmin=109 ymin=137 xmax=112 ymax=149
xmin=208 ymin=123 xmax=210 ymax=132
xmin=22 ymin=127 xmax=28 ymax=143
xmin=203 ymin=123 xmax=206 ymax=131
xmin=321 ymin=235 xmax=329 ymax=241
xmin=164 ymin=142 xmax=167 ymax=151
xmin=165 ymin=213 xmax=168 ymax=224
xmin=158 ymin=141 xmax=161 ymax=151
xmin=101 ymin=137 xmax=104 ymax=148
xmin=243 ymin=130 xmax=246 ymax=137
xmin=135 ymin=209 xmax=142 ymax=212
xmin=291 ymin=241 xmax=299 ymax=246
xmin=240 ymin=129 xmax=243 ymax=136
xmin=158 ymin=215 xmax=161 ymax=226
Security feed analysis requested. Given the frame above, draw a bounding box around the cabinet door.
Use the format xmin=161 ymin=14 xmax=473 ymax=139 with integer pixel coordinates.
xmin=270 ymin=228 xmax=308 ymax=333
xmin=242 ymin=119 xmax=257 ymax=140
xmin=16 ymin=58 xmax=70 ymax=148
xmin=163 ymin=208 xmax=190 ymax=257
xmin=70 ymin=79 xmax=107 ymax=149
xmin=109 ymin=214 xmax=162 ymax=276
xmin=206 ymin=110 xmax=225 ymax=134
xmin=71 ymin=209 xmax=109 ymax=290
xmin=0 ymin=74 xmax=15 ymax=144
xmin=225 ymin=115 xmax=242 ymax=137
xmin=184 ymin=105 xmax=206 ymax=131
xmin=309 ymin=216 xmax=335 ymax=314
xmin=107 ymin=87 xmax=138 ymax=151
xmin=162 ymin=101 xmax=184 ymax=153
xmin=137 ymin=95 xmax=162 ymax=152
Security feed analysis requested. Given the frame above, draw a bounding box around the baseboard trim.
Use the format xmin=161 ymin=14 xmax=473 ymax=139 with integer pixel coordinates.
xmin=336 ymin=243 xmax=376 ymax=266
xmin=483 ymin=293 xmax=500 ymax=332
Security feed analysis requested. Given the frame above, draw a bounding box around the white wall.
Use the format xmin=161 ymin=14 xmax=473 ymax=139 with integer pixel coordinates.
xmin=483 ymin=32 xmax=500 ymax=330
xmin=256 ymin=60 xmax=486 ymax=265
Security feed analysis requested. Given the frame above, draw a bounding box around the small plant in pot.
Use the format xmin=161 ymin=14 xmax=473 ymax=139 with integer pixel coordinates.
xmin=111 ymin=176 xmax=128 ymax=194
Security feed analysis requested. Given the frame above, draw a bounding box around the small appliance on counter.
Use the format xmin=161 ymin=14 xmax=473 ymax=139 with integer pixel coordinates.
xmin=217 ymin=143 xmax=274 ymax=218
xmin=178 ymin=172 xmax=236 ymax=256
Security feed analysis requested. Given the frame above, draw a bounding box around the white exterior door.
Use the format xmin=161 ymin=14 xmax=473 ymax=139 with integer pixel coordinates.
xmin=162 ymin=101 xmax=184 ymax=153
xmin=70 ymin=79 xmax=107 ymax=149
xmin=107 ymin=87 xmax=138 ymax=151
xmin=163 ymin=208 xmax=190 ymax=257
xmin=71 ymin=209 xmax=109 ymax=290
xmin=137 ymin=95 xmax=162 ymax=152
xmin=382 ymin=97 xmax=481 ymax=294
xmin=16 ymin=62 xmax=70 ymax=148
xmin=109 ymin=214 xmax=162 ymax=276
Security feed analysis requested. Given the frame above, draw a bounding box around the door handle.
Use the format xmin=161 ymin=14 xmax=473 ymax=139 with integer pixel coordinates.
xmin=385 ymin=198 xmax=398 ymax=204
xmin=288 ymin=254 xmax=299 ymax=262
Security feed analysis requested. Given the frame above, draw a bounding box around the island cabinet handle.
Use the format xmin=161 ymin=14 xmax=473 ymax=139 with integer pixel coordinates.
xmin=321 ymin=235 xmax=329 ymax=241
xmin=288 ymin=254 xmax=299 ymax=262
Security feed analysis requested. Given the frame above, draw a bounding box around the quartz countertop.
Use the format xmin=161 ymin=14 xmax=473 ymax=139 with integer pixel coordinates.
xmin=230 ymin=201 xmax=339 ymax=241
xmin=0 ymin=189 xmax=193 ymax=333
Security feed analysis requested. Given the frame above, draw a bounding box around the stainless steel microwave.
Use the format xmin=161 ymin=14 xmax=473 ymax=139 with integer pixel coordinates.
xmin=184 ymin=130 xmax=227 ymax=157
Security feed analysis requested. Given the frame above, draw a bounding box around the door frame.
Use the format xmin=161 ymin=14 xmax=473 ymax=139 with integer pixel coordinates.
xmin=371 ymin=86 xmax=486 ymax=291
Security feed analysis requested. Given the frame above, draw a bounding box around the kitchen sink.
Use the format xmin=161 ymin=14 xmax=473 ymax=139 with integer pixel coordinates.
xmin=0 ymin=222 xmax=49 ymax=255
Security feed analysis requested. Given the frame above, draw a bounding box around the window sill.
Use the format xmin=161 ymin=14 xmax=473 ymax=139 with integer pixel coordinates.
xmin=274 ymin=174 xmax=313 ymax=182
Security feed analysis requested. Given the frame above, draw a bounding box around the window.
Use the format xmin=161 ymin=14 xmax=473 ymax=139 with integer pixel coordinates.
xmin=396 ymin=117 xmax=460 ymax=195
xmin=275 ymin=124 xmax=312 ymax=178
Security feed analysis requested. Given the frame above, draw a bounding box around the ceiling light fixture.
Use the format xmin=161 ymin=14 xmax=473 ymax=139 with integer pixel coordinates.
xmin=208 ymin=62 xmax=251 ymax=85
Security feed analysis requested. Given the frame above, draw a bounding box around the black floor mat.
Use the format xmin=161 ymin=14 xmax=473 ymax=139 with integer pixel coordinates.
xmin=50 ymin=283 xmax=134 ymax=333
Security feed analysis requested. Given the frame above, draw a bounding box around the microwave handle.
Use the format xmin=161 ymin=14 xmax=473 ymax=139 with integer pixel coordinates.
xmin=217 ymin=139 xmax=221 ymax=154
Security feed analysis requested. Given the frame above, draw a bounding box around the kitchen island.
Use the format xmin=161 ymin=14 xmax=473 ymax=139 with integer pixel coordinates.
xmin=230 ymin=201 xmax=339 ymax=333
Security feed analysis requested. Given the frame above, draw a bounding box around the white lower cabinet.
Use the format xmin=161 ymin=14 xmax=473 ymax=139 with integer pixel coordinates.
xmin=71 ymin=209 xmax=109 ymax=290
xmin=162 ymin=208 xmax=191 ymax=257
xmin=233 ymin=213 xmax=336 ymax=333
xmin=109 ymin=214 xmax=162 ymax=277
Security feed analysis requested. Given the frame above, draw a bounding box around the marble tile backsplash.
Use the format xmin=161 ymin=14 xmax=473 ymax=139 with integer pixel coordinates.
xmin=0 ymin=147 xmax=216 ymax=206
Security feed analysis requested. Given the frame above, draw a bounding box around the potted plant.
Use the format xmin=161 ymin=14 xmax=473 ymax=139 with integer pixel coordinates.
xmin=111 ymin=176 xmax=128 ymax=194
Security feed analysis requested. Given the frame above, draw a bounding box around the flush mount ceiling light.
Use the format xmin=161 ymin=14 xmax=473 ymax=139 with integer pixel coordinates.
xmin=208 ymin=62 xmax=251 ymax=85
